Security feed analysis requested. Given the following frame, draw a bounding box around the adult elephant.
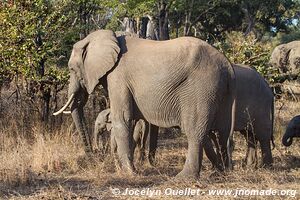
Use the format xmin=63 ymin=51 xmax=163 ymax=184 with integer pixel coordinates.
xmin=54 ymin=30 xmax=236 ymax=179
xmin=269 ymin=41 xmax=300 ymax=73
xmin=282 ymin=115 xmax=300 ymax=146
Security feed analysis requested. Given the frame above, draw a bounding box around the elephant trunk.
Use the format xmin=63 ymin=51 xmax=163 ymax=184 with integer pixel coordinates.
xmin=282 ymin=131 xmax=293 ymax=147
xmin=71 ymin=106 xmax=93 ymax=153
xmin=68 ymin=75 xmax=93 ymax=153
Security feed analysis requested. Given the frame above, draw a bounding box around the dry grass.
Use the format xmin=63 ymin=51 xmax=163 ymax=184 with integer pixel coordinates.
xmin=0 ymin=100 xmax=299 ymax=199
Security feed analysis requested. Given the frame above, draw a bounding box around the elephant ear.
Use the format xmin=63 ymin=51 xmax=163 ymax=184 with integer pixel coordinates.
xmin=270 ymin=44 xmax=290 ymax=72
xmin=74 ymin=30 xmax=120 ymax=94
xmin=278 ymin=45 xmax=291 ymax=68
xmin=103 ymin=108 xmax=111 ymax=123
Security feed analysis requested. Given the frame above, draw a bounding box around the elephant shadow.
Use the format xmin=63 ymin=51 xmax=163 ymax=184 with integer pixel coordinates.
xmin=0 ymin=176 xmax=93 ymax=199
xmin=273 ymin=154 xmax=300 ymax=170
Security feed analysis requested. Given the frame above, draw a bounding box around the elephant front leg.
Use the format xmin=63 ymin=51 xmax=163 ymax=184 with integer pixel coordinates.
xmin=111 ymin=122 xmax=135 ymax=174
xmin=108 ymin=77 xmax=135 ymax=174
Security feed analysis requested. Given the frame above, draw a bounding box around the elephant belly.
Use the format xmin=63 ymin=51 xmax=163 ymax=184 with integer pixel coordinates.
xmin=234 ymin=106 xmax=271 ymax=132
xmin=133 ymin=91 xmax=181 ymax=128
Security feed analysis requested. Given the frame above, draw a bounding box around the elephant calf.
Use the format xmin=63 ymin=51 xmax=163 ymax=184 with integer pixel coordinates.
xmin=282 ymin=115 xmax=300 ymax=146
xmin=93 ymin=109 xmax=148 ymax=162
xmin=210 ymin=64 xmax=274 ymax=168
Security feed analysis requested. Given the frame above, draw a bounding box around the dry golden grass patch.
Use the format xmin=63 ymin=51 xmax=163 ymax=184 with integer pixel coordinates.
xmin=0 ymin=100 xmax=299 ymax=199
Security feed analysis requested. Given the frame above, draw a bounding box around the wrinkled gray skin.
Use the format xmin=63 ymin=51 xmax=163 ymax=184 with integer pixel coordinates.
xmin=93 ymin=108 xmax=149 ymax=162
xmin=282 ymin=115 xmax=300 ymax=146
xmin=149 ymin=64 xmax=274 ymax=169
xmin=269 ymin=41 xmax=300 ymax=73
xmin=55 ymin=30 xmax=236 ymax=179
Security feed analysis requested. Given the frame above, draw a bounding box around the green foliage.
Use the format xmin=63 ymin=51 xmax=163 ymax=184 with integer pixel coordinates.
xmin=215 ymin=32 xmax=281 ymax=83
xmin=273 ymin=27 xmax=300 ymax=45
xmin=240 ymin=0 xmax=297 ymax=33
xmin=1 ymin=0 xmax=299 ymax=96
xmin=104 ymin=0 xmax=156 ymax=30
xmin=0 ymin=0 xmax=70 ymax=86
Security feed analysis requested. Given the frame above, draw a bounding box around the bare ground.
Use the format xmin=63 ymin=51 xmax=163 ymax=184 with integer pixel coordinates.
xmin=0 ymin=100 xmax=299 ymax=199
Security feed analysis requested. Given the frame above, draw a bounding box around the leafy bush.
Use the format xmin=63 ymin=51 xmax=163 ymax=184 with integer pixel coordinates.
xmin=215 ymin=32 xmax=281 ymax=84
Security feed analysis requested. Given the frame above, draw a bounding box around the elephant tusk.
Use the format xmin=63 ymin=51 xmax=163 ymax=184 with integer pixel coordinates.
xmin=53 ymin=93 xmax=74 ymax=116
xmin=63 ymin=111 xmax=72 ymax=114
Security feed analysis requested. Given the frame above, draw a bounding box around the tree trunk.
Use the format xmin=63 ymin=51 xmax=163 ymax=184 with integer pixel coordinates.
xmin=79 ymin=2 xmax=88 ymax=39
xmin=183 ymin=0 xmax=194 ymax=36
xmin=139 ymin=17 xmax=149 ymax=38
xmin=122 ymin=17 xmax=136 ymax=33
xmin=158 ymin=1 xmax=170 ymax=40
xmin=146 ymin=16 xmax=159 ymax=40
xmin=35 ymin=30 xmax=51 ymax=124
xmin=242 ymin=5 xmax=256 ymax=37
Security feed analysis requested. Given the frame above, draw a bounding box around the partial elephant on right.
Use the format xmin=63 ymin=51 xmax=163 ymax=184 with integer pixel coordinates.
xmin=269 ymin=40 xmax=300 ymax=73
xmin=209 ymin=64 xmax=274 ymax=168
xmin=282 ymin=115 xmax=300 ymax=147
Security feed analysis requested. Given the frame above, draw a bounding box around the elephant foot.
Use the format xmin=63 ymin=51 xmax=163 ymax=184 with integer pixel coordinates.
xmin=259 ymin=160 xmax=273 ymax=169
xmin=148 ymin=157 xmax=157 ymax=167
xmin=208 ymin=170 xmax=225 ymax=180
xmin=213 ymin=163 xmax=224 ymax=172
xmin=175 ymin=168 xmax=199 ymax=181
xmin=120 ymin=160 xmax=136 ymax=176
xmin=116 ymin=163 xmax=136 ymax=176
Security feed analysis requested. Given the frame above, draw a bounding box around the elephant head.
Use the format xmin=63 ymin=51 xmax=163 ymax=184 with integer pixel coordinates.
xmin=282 ymin=115 xmax=300 ymax=147
xmin=54 ymin=30 xmax=120 ymax=153
xmin=269 ymin=41 xmax=300 ymax=73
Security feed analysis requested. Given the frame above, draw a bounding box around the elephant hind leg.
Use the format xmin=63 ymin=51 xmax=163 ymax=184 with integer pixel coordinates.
xmin=176 ymin=105 xmax=216 ymax=179
xmin=215 ymin=127 xmax=233 ymax=170
xmin=240 ymin=130 xmax=258 ymax=168
xmin=148 ymin=125 xmax=159 ymax=166
xmin=254 ymin=125 xmax=273 ymax=167
xmin=176 ymin=134 xmax=203 ymax=179
xmin=259 ymin=139 xmax=273 ymax=167
xmin=204 ymin=133 xmax=224 ymax=171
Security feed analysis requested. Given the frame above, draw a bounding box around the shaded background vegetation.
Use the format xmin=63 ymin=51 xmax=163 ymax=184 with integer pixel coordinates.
xmin=1 ymin=0 xmax=300 ymax=126
xmin=0 ymin=1 xmax=300 ymax=198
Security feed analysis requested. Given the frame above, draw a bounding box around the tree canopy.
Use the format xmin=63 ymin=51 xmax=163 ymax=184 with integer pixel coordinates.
xmin=0 ymin=0 xmax=300 ymax=121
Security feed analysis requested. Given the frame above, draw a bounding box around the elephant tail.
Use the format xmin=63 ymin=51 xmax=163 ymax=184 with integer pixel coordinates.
xmin=270 ymin=96 xmax=276 ymax=150
xmin=226 ymin=63 xmax=237 ymax=170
